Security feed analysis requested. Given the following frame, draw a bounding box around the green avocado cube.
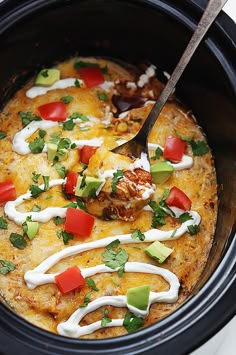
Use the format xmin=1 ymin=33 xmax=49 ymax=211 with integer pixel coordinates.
xmin=75 ymin=176 xmax=104 ymax=198
xmin=127 ymin=285 xmax=150 ymax=311
xmin=35 ymin=69 xmax=60 ymax=87
xmin=26 ymin=221 xmax=39 ymax=240
xmin=47 ymin=143 xmax=57 ymax=162
xmin=145 ymin=241 xmax=173 ymax=263
xmin=150 ymin=162 xmax=174 ymax=184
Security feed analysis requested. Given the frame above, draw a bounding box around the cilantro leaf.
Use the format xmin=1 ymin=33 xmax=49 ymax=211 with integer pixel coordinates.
xmin=32 ymin=171 xmax=41 ymax=183
xmin=0 ymin=260 xmax=15 ymax=275
xmin=0 ymin=131 xmax=7 ymax=140
xmin=39 ymin=129 xmax=46 ymax=138
xmin=190 ymin=140 xmax=210 ymax=156
xmin=74 ymin=79 xmax=81 ymax=88
xmin=9 ymin=233 xmax=27 ymax=249
xmin=112 ymin=170 xmax=124 ymax=193
xmin=18 ymin=111 xmax=42 ymax=126
xmin=131 ymin=229 xmax=145 ymax=241
xmin=79 ymin=290 xmax=93 ymax=308
xmin=179 ymin=212 xmax=193 ymax=223
xmin=53 ymin=216 xmax=65 ymax=225
xmin=41 ymin=69 xmax=49 ymax=77
xmin=0 ymin=216 xmax=8 ymax=230
xmin=149 ymin=200 xmax=168 ymax=227
xmin=57 ymin=229 xmax=74 ymax=244
xmin=123 ymin=312 xmax=144 ymax=333
xmin=101 ymin=308 xmax=112 ymax=326
xmin=187 ymin=224 xmax=200 ymax=235
xmin=102 ymin=241 xmax=128 ymax=276
xmin=62 ymin=119 xmax=75 ymax=131
xmin=29 ymin=185 xmax=44 ymax=198
xmin=151 ymin=146 xmax=163 ymax=161
xmin=97 ymin=91 xmax=109 ymax=102
xmin=42 ymin=175 xmax=49 ymax=191
xmin=49 ymin=131 xmax=62 ymax=144
xmin=86 ymin=278 xmax=99 ymax=291
xmin=28 ymin=135 xmax=45 ymax=154
xmin=60 ymin=96 xmax=74 ymax=104
xmin=68 ymin=112 xmax=90 ymax=121
xmin=54 ymin=163 xmax=66 ymax=178
xmin=32 ymin=204 xmax=41 ymax=212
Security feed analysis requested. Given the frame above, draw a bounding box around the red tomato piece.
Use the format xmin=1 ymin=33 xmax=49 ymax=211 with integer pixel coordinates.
xmin=65 ymin=208 xmax=95 ymax=237
xmin=55 ymin=266 xmax=85 ymax=294
xmin=65 ymin=172 xmax=79 ymax=195
xmin=79 ymin=145 xmax=98 ymax=165
xmin=79 ymin=66 xmax=104 ymax=88
xmin=163 ymin=136 xmax=185 ymax=163
xmin=0 ymin=181 xmax=16 ymax=203
xmin=165 ymin=186 xmax=191 ymax=211
xmin=38 ymin=101 xmax=67 ymax=122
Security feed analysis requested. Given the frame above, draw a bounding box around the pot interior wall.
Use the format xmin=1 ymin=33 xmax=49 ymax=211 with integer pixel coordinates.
xmin=0 ymin=0 xmax=235 ymax=336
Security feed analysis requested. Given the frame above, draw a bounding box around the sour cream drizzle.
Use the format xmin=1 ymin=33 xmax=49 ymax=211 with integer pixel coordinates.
xmin=26 ymin=78 xmax=114 ymax=99
xmin=24 ymin=209 xmax=200 ymax=337
xmin=12 ymin=118 xmax=103 ymax=155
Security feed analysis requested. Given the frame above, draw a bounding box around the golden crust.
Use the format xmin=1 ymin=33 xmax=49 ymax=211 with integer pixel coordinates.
xmin=0 ymin=58 xmax=217 ymax=338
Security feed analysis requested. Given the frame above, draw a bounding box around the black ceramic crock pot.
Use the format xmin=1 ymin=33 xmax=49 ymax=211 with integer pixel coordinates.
xmin=0 ymin=0 xmax=235 ymax=354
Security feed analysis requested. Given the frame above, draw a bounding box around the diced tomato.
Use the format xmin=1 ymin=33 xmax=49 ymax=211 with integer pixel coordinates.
xmin=165 ymin=186 xmax=191 ymax=211
xmin=79 ymin=145 xmax=98 ymax=165
xmin=65 ymin=208 xmax=95 ymax=237
xmin=55 ymin=266 xmax=85 ymax=294
xmin=65 ymin=172 xmax=79 ymax=195
xmin=79 ymin=66 xmax=104 ymax=88
xmin=38 ymin=101 xmax=67 ymax=122
xmin=0 ymin=181 xmax=16 ymax=203
xmin=163 ymin=136 xmax=185 ymax=163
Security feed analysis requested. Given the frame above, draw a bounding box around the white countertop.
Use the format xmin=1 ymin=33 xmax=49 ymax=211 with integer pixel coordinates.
xmin=192 ymin=1 xmax=236 ymax=354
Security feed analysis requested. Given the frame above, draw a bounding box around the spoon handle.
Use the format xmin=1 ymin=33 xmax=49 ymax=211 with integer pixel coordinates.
xmin=136 ymin=0 xmax=228 ymax=143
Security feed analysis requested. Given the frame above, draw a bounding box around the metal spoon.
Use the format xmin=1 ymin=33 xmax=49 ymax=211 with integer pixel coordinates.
xmin=112 ymin=0 xmax=228 ymax=158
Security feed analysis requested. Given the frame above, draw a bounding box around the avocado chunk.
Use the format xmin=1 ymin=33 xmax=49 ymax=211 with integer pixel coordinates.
xmin=145 ymin=241 xmax=173 ymax=263
xmin=75 ymin=176 xmax=104 ymax=198
xmin=26 ymin=221 xmax=39 ymax=240
xmin=35 ymin=69 xmax=60 ymax=87
xmin=150 ymin=162 xmax=174 ymax=184
xmin=127 ymin=285 xmax=150 ymax=311
xmin=47 ymin=143 xmax=68 ymax=162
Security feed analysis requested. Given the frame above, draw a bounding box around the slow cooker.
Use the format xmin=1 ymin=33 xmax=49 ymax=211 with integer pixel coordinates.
xmin=0 ymin=0 xmax=235 ymax=354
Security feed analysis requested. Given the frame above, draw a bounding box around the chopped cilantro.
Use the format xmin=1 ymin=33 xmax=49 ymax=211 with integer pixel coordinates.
xmin=32 ymin=171 xmax=41 ymax=183
xmin=39 ymin=129 xmax=46 ymax=138
xmin=9 ymin=233 xmax=27 ymax=249
xmin=42 ymin=176 xmax=49 ymax=191
xmin=97 ymin=91 xmax=109 ymax=102
xmin=101 ymin=308 xmax=112 ymax=326
xmin=57 ymin=137 xmax=71 ymax=151
xmin=60 ymin=96 xmax=74 ymax=104
xmin=79 ymin=290 xmax=93 ymax=308
xmin=41 ymin=69 xmax=49 ymax=77
xmin=70 ymin=143 xmax=77 ymax=149
xmin=123 ymin=312 xmax=144 ymax=333
xmin=49 ymin=131 xmax=62 ymax=144
xmin=62 ymin=119 xmax=75 ymax=131
xmin=111 ymin=170 xmax=124 ymax=193
xmin=187 ymin=224 xmax=200 ymax=235
xmin=29 ymin=185 xmax=44 ymax=198
xmin=53 ymin=216 xmax=65 ymax=225
xmin=86 ymin=278 xmax=99 ymax=291
xmin=170 ymin=228 xmax=177 ymax=238
xmin=68 ymin=112 xmax=89 ymax=121
xmin=0 ymin=131 xmax=7 ymax=140
xmin=190 ymin=140 xmax=210 ymax=156
xmin=28 ymin=135 xmax=45 ymax=154
xmin=18 ymin=111 xmax=42 ymax=126
xmin=131 ymin=229 xmax=145 ymax=241
xmin=102 ymin=240 xmax=128 ymax=277
xmin=0 ymin=260 xmax=15 ymax=275
xmin=151 ymin=146 xmax=163 ymax=161
xmin=149 ymin=200 xmax=168 ymax=227
xmin=0 ymin=216 xmax=8 ymax=230
xmin=57 ymin=229 xmax=74 ymax=244
xmin=74 ymin=79 xmax=81 ymax=88
xmin=54 ymin=163 xmax=66 ymax=178
xmin=32 ymin=204 xmax=41 ymax=212
xmin=179 ymin=212 xmax=193 ymax=223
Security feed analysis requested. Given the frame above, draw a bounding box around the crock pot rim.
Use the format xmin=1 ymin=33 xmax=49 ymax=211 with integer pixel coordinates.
xmin=0 ymin=0 xmax=235 ymax=354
